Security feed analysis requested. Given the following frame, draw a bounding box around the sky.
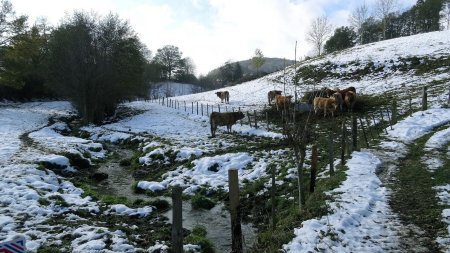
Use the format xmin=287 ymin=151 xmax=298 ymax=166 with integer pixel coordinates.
xmin=10 ymin=0 xmax=416 ymax=76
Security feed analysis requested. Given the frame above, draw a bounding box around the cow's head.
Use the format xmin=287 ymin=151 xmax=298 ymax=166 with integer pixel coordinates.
xmin=236 ymin=111 xmax=245 ymax=120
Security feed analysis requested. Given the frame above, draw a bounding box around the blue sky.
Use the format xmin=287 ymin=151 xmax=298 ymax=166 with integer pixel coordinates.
xmin=11 ymin=0 xmax=416 ymax=75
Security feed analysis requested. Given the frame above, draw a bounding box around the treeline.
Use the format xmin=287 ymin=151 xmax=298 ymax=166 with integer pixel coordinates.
xmin=0 ymin=1 xmax=197 ymax=123
xmin=324 ymin=0 xmax=449 ymax=54
xmin=197 ymin=48 xmax=269 ymax=90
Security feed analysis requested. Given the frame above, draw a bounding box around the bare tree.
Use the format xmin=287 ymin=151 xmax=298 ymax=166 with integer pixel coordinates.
xmin=375 ymin=0 xmax=398 ymax=39
xmin=306 ymin=15 xmax=332 ymax=56
xmin=251 ymin=48 xmax=265 ymax=76
xmin=349 ymin=1 xmax=370 ymax=44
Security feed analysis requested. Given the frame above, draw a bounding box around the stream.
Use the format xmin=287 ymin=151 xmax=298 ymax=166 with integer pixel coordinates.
xmin=91 ymin=146 xmax=256 ymax=252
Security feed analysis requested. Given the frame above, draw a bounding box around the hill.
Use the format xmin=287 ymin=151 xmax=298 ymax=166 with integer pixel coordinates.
xmin=1 ymin=30 xmax=450 ymax=253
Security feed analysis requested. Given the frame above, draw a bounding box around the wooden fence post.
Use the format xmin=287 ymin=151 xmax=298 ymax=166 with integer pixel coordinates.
xmin=365 ymin=116 xmax=375 ymax=140
xmin=254 ymin=110 xmax=258 ymax=129
xmin=409 ymin=95 xmax=412 ymax=115
xmin=162 ymin=97 xmax=165 ymax=106
xmin=228 ymin=169 xmax=243 ymax=253
xmin=370 ymin=115 xmax=381 ymax=138
xmin=386 ymin=108 xmax=393 ymax=130
xmin=447 ymin=86 xmax=450 ymax=106
xmin=341 ymin=121 xmax=346 ymax=165
xmin=247 ymin=111 xmax=252 ymax=127
xmin=171 ymin=186 xmax=183 ymax=253
xmin=196 ymin=102 xmax=199 ymax=115
xmin=422 ymin=86 xmax=428 ymax=111
xmin=207 ymin=104 xmax=209 ymax=116
xmin=328 ymin=128 xmax=334 ymax=176
xmin=271 ymin=165 xmax=276 ymax=231
xmin=201 ymin=104 xmax=203 ymax=116
xmin=192 ymin=102 xmax=194 ymax=114
xmin=392 ymin=99 xmax=397 ymax=124
xmin=218 ymin=104 xmax=221 ymax=113
xmin=379 ymin=111 xmax=388 ymax=134
xmin=310 ymin=144 xmax=317 ymax=192
xmin=359 ymin=117 xmax=369 ymax=148
xmin=352 ymin=114 xmax=358 ymax=151
xmin=184 ymin=101 xmax=186 ymax=112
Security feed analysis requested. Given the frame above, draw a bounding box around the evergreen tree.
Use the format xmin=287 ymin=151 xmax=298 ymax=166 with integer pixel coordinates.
xmin=324 ymin=26 xmax=357 ymax=53
xmin=361 ymin=17 xmax=383 ymax=44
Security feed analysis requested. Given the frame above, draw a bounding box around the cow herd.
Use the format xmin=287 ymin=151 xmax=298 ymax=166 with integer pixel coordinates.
xmin=209 ymin=86 xmax=357 ymax=137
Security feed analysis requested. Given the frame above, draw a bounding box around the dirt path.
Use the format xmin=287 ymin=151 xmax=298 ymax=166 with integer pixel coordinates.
xmin=372 ymin=127 xmax=449 ymax=252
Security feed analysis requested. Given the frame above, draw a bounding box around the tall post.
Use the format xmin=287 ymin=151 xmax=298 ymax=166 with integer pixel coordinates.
xmin=201 ymin=104 xmax=203 ymax=116
xmin=171 ymin=186 xmax=183 ymax=253
xmin=247 ymin=111 xmax=252 ymax=127
xmin=422 ymin=86 xmax=428 ymax=111
xmin=310 ymin=144 xmax=318 ymax=192
xmin=254 ymin=110 xmax=258 ymax=129
xmin=184 ymin=101 xmax=186 ymax=112
xmin=192 ymin=102 xmax=194 ymax=114
xmin=196 ymin=102 xmax=199 ymax=115
xmin=228 ymin=169 xmax=243 ymax=253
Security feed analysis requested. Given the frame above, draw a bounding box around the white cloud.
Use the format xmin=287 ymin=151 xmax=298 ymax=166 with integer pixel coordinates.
xmin=10 ymin=0 xmax=416 ymax=75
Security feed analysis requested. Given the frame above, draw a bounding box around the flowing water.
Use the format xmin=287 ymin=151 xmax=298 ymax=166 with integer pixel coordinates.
xmin=92 ymin=146 xmax=256 ymax=253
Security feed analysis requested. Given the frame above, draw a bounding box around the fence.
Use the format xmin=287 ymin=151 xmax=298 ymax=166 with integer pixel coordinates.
xmin=166 ymin=87 xmax=432 ymax=252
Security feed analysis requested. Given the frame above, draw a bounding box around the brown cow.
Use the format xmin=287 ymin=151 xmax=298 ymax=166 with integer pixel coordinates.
xmin=275 ymin=95 xmax=293 ymax=111
xmin=215 ymin=91 xmax=229 ymax=103
xmin=268 ymin=90 xmax=282 ymax=104
xmin=210 ymin=111 xmax=245 ymax=138
xmin=344 ymin=91 xmax=356 ymax=112
xmin=332 ymin=92 xmax=343 ymax=112
xmin=313 ymin=97 xmax=338 ymax=117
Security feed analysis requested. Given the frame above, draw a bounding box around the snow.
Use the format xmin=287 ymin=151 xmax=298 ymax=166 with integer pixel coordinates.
xmin=138 ymin=152 xmax=262 ymax=194
xmin=387 ymin=109 xmax=450 ymax=142
xmin=2 ymin=29 xmax=450 ymax=252
xmin=285 ymin=107 xmax=450 ymax=252
xmin=108 ymin=204 xmax=153 ymax=217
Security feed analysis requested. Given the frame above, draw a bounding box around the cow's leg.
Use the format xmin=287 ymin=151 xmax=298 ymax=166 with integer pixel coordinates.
xmin=210 ymin=122 xmax=216 ymax=137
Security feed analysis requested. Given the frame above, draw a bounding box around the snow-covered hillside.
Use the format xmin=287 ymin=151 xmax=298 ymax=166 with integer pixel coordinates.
xmin=168 ymin=30 xmax=450 ymax=113
xmin=1 ymin=29 xmax=450 ymax=252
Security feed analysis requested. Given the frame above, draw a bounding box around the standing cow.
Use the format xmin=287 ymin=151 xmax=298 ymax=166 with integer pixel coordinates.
xmin=344 ymin=91 xmax=356 ymax=112
xmin=215 ymin=91 xmax=230 ymax=103
xmin=268 ymin=90 xmax=282 ymax=104
xmin=313 ymin=97 xmax=338 ymax=117
xmin=210 ymin=111 xmax=245 ymax=138
xmin=275 ymin=95 xmax=293 ymax=111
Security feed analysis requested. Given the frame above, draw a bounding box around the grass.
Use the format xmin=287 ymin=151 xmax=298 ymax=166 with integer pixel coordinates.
xmin=390 ymin=133 xmax=446 ymax=252
xmin=185 ymin=225 xmax=215 ymax=253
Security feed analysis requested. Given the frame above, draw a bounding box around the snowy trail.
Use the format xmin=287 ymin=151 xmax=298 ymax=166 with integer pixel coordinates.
xmin=284 ymin=108 xmax=450 ymax=252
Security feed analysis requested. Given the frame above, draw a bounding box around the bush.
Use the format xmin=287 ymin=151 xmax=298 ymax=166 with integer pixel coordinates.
xmin=185 ymin=225 xmax=214 ymax=253
xmin=191 ymin=195 xmax=216 ymax=210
